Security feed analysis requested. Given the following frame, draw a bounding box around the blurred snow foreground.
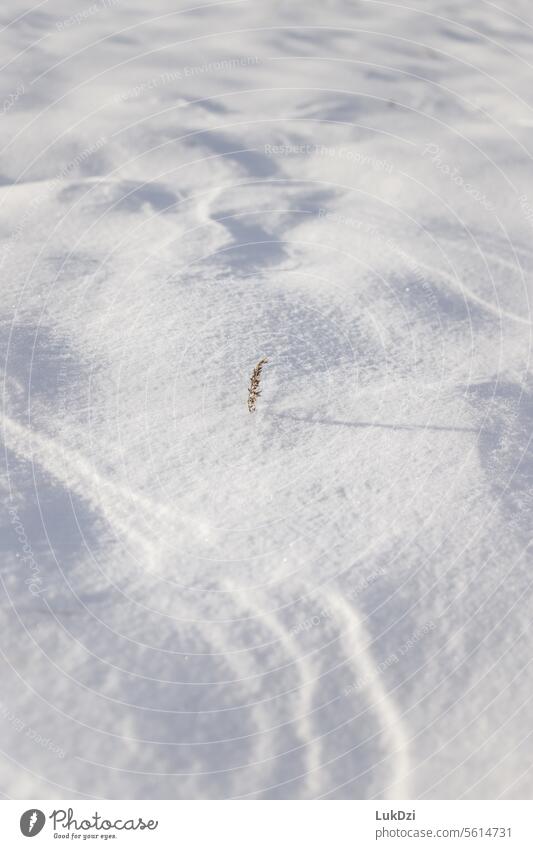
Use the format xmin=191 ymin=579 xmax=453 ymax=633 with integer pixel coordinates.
xmin=0 ymin=0 xmax=532 ymax=800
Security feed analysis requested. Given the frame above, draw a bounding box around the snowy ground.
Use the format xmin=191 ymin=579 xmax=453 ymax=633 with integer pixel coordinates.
xmin=1 ymin=0 xmax=532 ymax=800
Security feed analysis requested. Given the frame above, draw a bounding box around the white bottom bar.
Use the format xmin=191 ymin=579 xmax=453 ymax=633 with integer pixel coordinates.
xmin=2 ymin=800 xmax=532 ymax=847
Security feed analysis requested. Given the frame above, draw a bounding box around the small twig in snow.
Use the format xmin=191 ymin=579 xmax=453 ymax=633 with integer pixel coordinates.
xmin=247 ymin=357 xmax=268 ymax=412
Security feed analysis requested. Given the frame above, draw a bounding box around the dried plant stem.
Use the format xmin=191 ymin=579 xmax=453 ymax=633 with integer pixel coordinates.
xmin=247 ymin=357 xmax=268 ymax=412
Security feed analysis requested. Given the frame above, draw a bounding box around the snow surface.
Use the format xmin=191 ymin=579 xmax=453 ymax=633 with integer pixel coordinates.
xmin=1 ymin=0 xmax=532 ymax=800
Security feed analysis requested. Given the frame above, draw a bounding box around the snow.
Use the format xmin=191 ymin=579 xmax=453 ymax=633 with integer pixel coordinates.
xmin=1 ymin=0 xmax=532 ymax=799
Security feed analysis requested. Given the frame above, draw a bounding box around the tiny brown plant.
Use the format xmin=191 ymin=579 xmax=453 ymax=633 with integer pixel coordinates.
xmin=247 ymin=357 xmax=268 ymax=412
